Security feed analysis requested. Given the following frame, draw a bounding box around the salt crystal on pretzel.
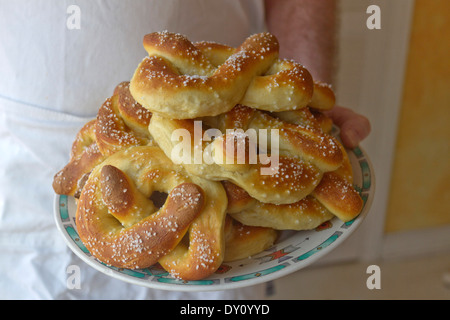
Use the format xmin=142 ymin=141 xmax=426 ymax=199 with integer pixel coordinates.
xmin=76 ymin=146 xmax=227 ymax=280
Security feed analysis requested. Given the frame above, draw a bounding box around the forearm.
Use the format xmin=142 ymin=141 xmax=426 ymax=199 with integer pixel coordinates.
xmin=265 ymin=0 xmax=337 ymax=84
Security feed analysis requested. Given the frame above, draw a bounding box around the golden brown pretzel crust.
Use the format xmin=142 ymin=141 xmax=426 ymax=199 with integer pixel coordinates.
xmin=223 ymin=215 xmax=278 ymax=262
xmin=157 ymin=170 xmax=228 ymax=280
xmin=52 ymin=119 xmax=106 ymax=197
xmin=225 ymin=138 xmax=363 ymax=229
xmin=95 ymin=81 xmax=152 ymax=156
xmin=274 ymin=107 xmax=333 ymax=134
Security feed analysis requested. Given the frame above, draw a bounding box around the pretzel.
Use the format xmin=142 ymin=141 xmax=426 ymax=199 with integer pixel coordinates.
xmin=53 ymin=119 xmax=106 ymax=198
xmin=309 ymin=81 xmax=336 ymax=111
xmin=76 ymin=145 xmax=227 ymax=280
xmin=148 ymin=104 xmax=343 ymax=205
xmin=95 ymin=81 xmax=152 ymax=156
xmin=226 ymin=140 xmax=363 ymax=230
xmin=130 ymin=31 xmax=318 ymax=119
xmin=53 ymin=81 xmax=152 ymax=197
xmin=274 ymin=106 xmax=333 ymax=134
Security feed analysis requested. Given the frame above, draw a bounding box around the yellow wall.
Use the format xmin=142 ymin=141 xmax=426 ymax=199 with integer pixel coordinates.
xmin=385 ymin=0 xmax=450 ymax=233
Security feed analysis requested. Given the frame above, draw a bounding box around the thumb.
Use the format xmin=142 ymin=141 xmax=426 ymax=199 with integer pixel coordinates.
xmin=326 ymin=106 xmax=371 ymax=149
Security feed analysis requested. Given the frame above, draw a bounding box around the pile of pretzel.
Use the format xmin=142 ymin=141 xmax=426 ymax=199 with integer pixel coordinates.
xmin=53 ymin=31 xmax=363 ymax=281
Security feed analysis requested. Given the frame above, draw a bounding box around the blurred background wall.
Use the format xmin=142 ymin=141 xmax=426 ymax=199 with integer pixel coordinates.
xmin=385 ymin=0 xmax=450 ymax=233
xmin=324 ymin=0 xmax=449 ymax=263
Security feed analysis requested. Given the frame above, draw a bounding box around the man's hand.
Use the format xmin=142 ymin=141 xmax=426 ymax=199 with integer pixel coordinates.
xmin=325 ymin=106 xmax=371 ymax=149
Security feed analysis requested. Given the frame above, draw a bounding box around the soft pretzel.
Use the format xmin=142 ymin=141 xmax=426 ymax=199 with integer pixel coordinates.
xmin=220 ymin=106 xmax=361 ymax=230
xmin=130 ymin=31 xmax=318 ymax=119
xmin=226 ymin=140 xmax=363 ymax=230
xmin=55 ymin=30 xmax=365 ymax=282
xmin=53 ymin=119 xmax=106 ymax=198
xmin=76 ymin=145 xmax=227 ymax=280
xmin=95 ymin=81 xmax=152 ymax=156
xmin=148 ymin=104 xmax=343 ymax=205
xmin=273 ymin=106 xmax=362 ymax=222
xmin=224 ymin=180 xmax=333 ymax=230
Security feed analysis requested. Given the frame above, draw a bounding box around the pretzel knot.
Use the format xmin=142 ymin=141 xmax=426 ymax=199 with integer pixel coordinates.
xmin=76 ymin=146 xmax=227 ymax=280
xmin=130 ymin=31 xmax=318 ymax=119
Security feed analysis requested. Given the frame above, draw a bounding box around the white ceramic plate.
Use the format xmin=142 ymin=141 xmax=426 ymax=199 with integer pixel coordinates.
xmin=54 ymin=137 xmax=374 ymax=292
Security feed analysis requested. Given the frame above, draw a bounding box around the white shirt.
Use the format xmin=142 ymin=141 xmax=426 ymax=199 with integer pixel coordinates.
xmin=0 ymin=0 xmax=267 ymax=299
